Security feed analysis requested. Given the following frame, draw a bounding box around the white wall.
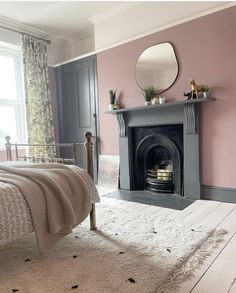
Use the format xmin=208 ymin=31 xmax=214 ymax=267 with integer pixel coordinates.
xmin=47 ymin=41 xmax=67 ymax=65
xmin=0 ymin=27 xmax=66 ymax=65
xmin=0 ymin=27 xmax=21 ymax=45
xmin=0 ymin=26 xmax=95 ymax=67
xmin=68 ymin=34 xmax=95 ymax=59
xmin=93 ymin=2 xmax=229 ymax=50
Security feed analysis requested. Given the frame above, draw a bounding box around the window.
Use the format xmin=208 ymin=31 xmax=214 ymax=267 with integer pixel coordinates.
xmin=0 ymin=43 xmax=26 ymax=144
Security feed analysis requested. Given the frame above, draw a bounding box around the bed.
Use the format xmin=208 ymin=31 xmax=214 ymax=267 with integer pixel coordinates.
xmin=0 ymin=132 xmax=100 ymax=254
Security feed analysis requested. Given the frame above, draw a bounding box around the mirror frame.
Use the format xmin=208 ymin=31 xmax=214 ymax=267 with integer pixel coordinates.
xmin=135 ymin=42 xmax=179 ymax=94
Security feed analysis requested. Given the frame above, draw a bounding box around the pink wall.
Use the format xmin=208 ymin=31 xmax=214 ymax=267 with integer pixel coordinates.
xmin=97 ymin=7 xmax=236 ymax=189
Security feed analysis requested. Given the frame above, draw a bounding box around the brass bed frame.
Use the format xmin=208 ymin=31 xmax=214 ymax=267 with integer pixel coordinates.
xmin=4 ymin=131 xmax=96 ymax=231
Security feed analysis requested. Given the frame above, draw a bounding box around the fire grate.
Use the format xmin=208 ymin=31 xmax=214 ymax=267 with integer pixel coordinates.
xmin=146 ymin=165 xmax=174 ymax=193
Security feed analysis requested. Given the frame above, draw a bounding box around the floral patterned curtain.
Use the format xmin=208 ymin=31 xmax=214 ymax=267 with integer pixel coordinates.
xmin=21 ymin=34 xmax=55 ymax=157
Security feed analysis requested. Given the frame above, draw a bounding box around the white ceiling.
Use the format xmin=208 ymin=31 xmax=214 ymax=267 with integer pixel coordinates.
xmin=0 ymin=1 xmax=134 ymax=38
xmin=0 ymin=1 xmax=233 ymax=42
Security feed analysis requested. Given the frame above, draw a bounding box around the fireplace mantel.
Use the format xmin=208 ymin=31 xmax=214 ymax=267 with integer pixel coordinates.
xmin=105 ymin=97 xmax=215 ymax=199
xmin=105 ymin=97 xmax=215 ymax=114
xmin=105 ymin=97 xmax=215 ymax=137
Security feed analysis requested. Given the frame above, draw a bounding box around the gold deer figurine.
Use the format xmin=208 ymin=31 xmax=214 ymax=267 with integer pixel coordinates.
xmin=190 ymin=79 xmax=209 ymax=98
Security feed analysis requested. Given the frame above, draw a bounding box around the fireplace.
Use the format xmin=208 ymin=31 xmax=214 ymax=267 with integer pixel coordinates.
xmin=132 ymin=124 xmax=183 ymax=195
xmin=106 ymin=98 xmax=215 ymax=199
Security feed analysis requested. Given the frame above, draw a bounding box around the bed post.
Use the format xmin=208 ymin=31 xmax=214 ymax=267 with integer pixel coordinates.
xmin=5 ymin=136 xmax=12 ymax=161
xmin=84 ymin=131 xmax=96 ymax=231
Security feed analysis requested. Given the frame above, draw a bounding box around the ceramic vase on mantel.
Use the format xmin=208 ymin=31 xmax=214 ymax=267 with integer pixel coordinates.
xmin=108 ymin=104 xmax=114 ymax=111
xmin=151 ymin=97 xmax=159 ymax=105
xmin=203 ymin=91 xmax=209 ymax=98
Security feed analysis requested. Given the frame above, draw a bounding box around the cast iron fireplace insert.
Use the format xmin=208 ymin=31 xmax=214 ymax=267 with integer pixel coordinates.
xmin=131 ymin=124 xmax=183 ymax=196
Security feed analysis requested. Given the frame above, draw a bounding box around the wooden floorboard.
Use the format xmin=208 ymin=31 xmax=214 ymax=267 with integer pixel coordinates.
xmin=192 ymin=233 xmax=236 ymax=293
xmin=138 ymin=205 xmax=163 ymax=215
xmin=200 ymin=202 xmax=236 ymax=229
xmin=98 ymin=188 xmax=236 ymax=293
xmin=176 ymin=205 xmax=236 ymax=293
xmin=181 ymin=200 xmax=222 ymax=225
xmin=168 ymin=200 xmax=205 ymax=221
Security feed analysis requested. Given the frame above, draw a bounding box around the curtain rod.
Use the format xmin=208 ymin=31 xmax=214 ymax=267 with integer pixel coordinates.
xmin=0 ymin=25 xmax=51 ymax=44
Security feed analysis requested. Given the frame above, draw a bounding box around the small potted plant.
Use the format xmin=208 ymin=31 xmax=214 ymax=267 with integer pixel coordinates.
xmin=109 ymin=89 xmax=117 ymax=110
xmin=203 ymin=86 xmax=210 ymax=98
xmin=142 ymin=86 xmax=157 ymax=105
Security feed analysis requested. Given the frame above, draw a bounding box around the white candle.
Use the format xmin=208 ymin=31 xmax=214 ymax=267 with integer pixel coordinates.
xmin=159 ymin=97 xmax=166 ymax=104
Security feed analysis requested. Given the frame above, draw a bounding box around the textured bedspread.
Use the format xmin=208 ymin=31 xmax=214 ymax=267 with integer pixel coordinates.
xmin=0 ymin=182 xmax=33 ymax=245
xmin=0 ymin=163 xmax=100 ymax=254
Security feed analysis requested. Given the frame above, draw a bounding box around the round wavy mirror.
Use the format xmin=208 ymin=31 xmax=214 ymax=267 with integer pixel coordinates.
xmin=135 ymin=42 xmax=178 ymax=94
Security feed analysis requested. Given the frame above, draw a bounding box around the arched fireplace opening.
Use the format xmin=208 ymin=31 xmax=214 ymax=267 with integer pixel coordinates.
xmin=132 ymin=125 xmax=183 ymax=196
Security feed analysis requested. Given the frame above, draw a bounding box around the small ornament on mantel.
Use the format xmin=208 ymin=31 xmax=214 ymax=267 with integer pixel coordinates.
xmin=184 ymin=78 xmax=210 ymax=100
xmin=183 ymin=91 xmax=197 ymax=100
xmin=159 ymin=96 xmax=166 ymax=104
xmin=189 ymin=79 xmax=209 ymax=99
xmin=151 ymin=97 xmax=159 ymax=105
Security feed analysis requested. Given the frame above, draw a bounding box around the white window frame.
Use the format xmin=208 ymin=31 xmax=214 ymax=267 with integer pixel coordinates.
xmin=0 ymin=42 xmax=27 ymax=145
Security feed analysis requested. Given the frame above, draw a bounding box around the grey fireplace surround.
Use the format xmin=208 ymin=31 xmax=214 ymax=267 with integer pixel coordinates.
xmin=106 ymin=98 xmax=214 ymax=200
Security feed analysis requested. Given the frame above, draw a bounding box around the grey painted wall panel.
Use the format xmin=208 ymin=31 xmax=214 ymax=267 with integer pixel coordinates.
xmin=202 ymin=185 xmax=236 ymax=203
xmin=56 ymin=55 xmax=99 ymax=181
xmin=76 ymin=67 xmax=91 ymax=129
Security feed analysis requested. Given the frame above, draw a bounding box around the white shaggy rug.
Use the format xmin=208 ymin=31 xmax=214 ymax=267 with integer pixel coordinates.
xmin=0 ymin=199 xmax=226 ymax=293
